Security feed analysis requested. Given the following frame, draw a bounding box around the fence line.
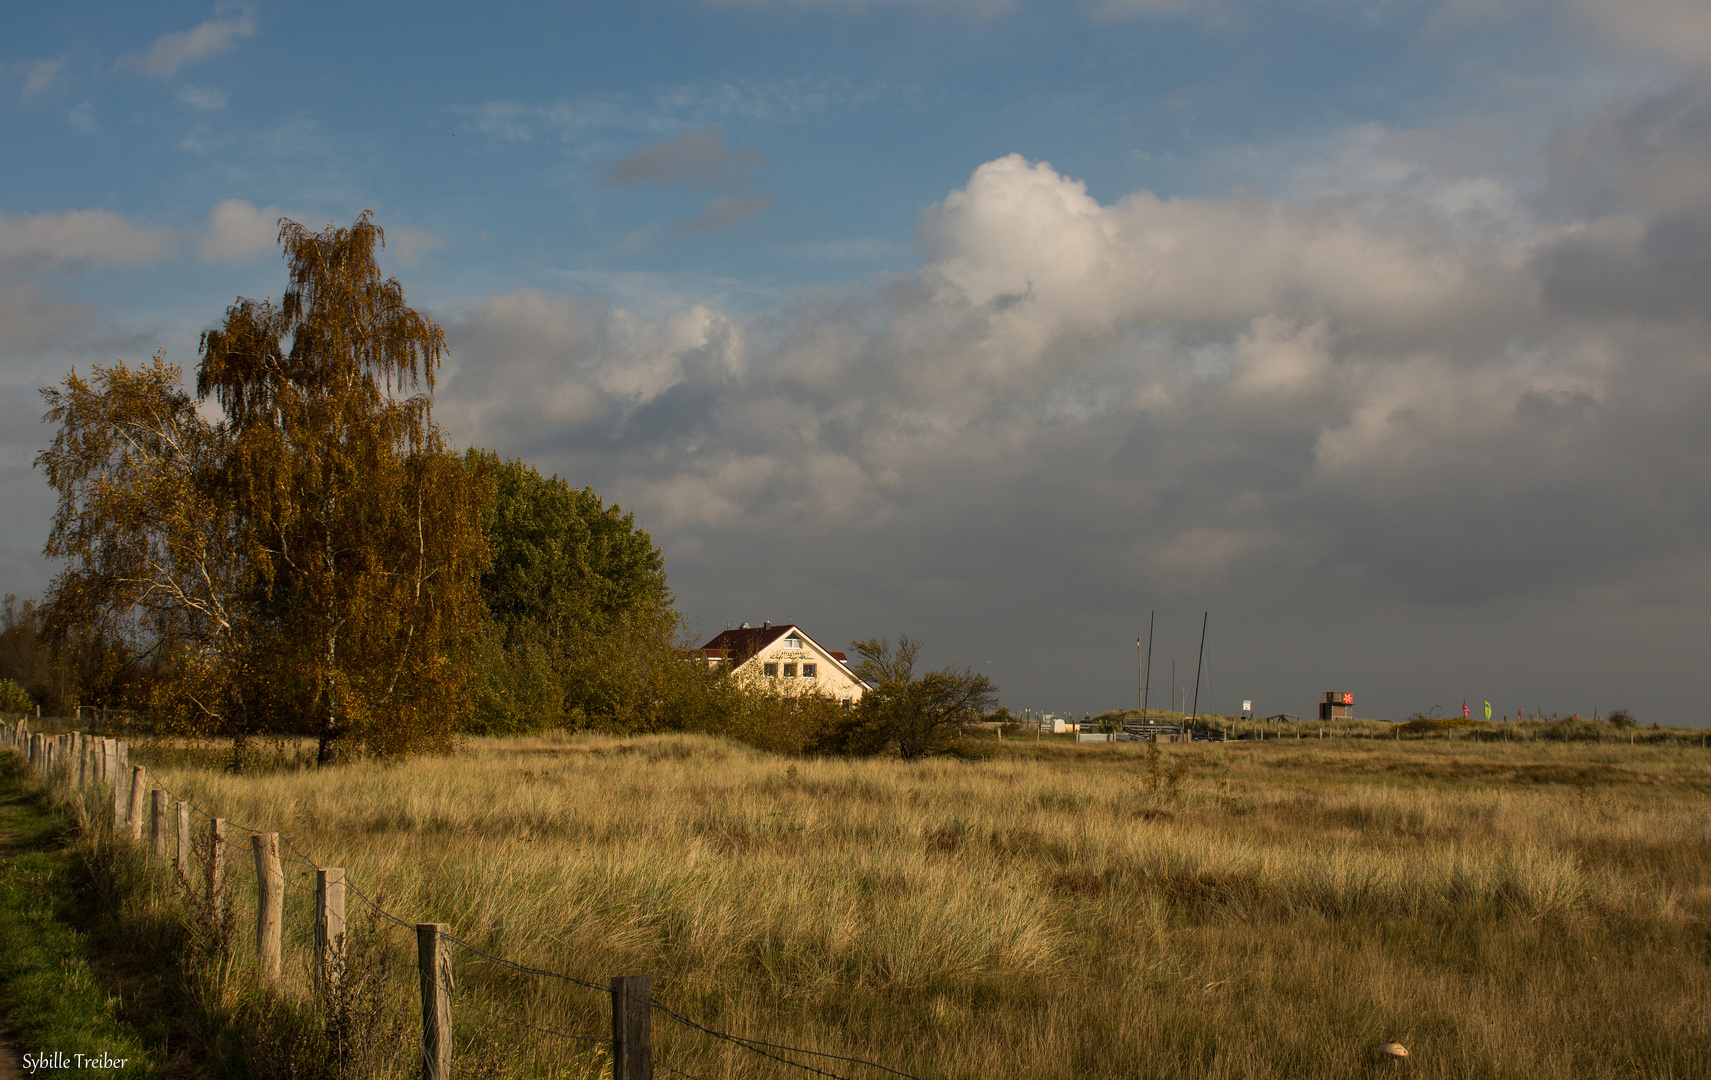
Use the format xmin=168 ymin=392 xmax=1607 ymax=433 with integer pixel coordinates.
xmin=0 ymin=721 xmax=925 ymax=1080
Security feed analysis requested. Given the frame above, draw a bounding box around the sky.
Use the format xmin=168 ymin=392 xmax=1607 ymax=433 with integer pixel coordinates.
xmin=3 ymin=0 xmax=1711 ymax=723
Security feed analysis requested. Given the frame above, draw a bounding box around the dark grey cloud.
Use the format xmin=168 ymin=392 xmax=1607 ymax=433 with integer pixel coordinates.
xmin=680 ymin=194 xmax=775 ymax=233
xmin=600 ymin=130 xmax=774 ymax=247
xmin=600 ymin=129 xmax=767 ymax=189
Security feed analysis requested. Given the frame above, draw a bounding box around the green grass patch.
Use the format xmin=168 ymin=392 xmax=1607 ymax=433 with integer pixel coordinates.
xmin=0 ymin=758 xmax=153 ymax=1078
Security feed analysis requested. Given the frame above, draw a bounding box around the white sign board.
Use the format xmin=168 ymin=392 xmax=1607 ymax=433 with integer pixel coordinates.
xmin=1242 ymin=700 xmax=1252 ymax=712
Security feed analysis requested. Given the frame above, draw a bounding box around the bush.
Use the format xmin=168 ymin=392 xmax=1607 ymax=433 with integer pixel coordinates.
xmin=1400 ymin=713 xmax=1489 ymax=735
xmin=1606 ymin=709 xmax=1636 ymax=728
xmin=0 ymin=678 xmax=30 ymax=714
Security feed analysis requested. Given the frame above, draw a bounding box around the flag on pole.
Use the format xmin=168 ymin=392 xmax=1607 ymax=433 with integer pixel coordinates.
xmin=1462 ymin=701 xmax=1470 ymax=718
xmin=1483 ymin=701 xmax=1492 ymax=721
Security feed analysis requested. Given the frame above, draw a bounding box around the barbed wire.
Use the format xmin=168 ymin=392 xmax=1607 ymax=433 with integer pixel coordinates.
xmin=648 ymin=1010 xmax=854 ymax=1080
xmin=441 ymin=932 xmax=608 ymax=995
xmin=341 ymin=874 xmax=422 ymax=935
xmin=662 ymin=1014 xmax=924 ymax=1080
xmin=446 ymin=988 xmax=603 ymax=1047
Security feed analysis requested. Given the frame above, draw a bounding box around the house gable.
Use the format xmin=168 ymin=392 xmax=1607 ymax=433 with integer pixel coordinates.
xmin=697 ymin=623 xmax=867 ymax=703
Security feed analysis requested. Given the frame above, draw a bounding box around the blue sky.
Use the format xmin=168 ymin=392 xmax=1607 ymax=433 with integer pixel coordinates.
xmin=5 ymin=0 xmax=1711 ymax=722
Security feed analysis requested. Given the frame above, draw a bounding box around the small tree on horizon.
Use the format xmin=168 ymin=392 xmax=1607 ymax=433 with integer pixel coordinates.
xmin=826 ymin=635 xmax=998 ymax=760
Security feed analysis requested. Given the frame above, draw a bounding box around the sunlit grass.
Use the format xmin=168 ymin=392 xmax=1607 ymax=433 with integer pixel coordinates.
xmin=110 ymin=731 xmax=1711 ymax=1079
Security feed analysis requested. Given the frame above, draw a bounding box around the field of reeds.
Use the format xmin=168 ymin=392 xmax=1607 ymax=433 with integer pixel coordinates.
xmin=51 ymin=729 xmax=1711 ymax=1078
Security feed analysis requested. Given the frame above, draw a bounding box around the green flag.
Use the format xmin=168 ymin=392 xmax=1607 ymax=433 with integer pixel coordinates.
xmin=1483 ymin=701 xmax=1492 ymax=720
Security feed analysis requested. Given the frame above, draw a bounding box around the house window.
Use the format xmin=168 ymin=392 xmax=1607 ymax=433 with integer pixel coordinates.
xmin=783 ymin=663 xmax=797 ymax=677
xmin=763 ymin=663 xmax=778 ymax=677
xmin=802 ymin=663 xmax=816 ymax=678
xmin=785 ymin=636 xmax=802 ymax=649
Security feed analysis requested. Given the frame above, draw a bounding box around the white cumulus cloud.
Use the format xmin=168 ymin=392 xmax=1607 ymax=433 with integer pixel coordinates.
xmin=197 ymin=199 xmax=284 ymax=262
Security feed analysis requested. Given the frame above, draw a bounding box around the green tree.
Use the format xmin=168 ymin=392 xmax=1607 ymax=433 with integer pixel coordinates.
xmin=825 ymin=636 xmax=997 ymax=760
xmin=471 ymin=455 xmax=677 ymax=732
xmin=478 ymin=455 xmax=670 ymax=636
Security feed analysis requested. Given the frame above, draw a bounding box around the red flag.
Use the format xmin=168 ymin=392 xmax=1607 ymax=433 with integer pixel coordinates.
xmin=1462 ymin=701 xmax=1470 ymax=718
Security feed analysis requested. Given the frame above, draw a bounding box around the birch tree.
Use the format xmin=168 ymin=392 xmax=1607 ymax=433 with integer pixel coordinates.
xmin=38 ymin=355 xmax=246 ymax=729
xmin=197 ymin=213 xmax=491 ymax=761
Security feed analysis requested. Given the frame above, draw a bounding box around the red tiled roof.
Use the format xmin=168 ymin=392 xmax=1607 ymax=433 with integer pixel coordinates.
xmin=699 ymin=625 xmax=794 ymax=664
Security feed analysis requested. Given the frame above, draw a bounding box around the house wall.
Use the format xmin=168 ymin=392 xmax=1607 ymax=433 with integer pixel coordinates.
xmin=736 ymin=633 xmax=868 ymax=704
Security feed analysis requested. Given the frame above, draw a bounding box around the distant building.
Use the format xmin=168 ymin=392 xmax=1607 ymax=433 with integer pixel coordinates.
xmin=1319 ymin=692 xmax=1353 ymax=720
xmin=690 ymin=622 xmax=868 ymax=706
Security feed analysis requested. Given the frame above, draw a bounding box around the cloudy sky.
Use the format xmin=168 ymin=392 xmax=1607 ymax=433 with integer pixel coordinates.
xmin=4 ymin=0 xmax=1710 ymax=723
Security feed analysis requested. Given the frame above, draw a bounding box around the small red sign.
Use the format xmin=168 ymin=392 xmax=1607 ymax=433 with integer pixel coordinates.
xmin=1341 ymin=693 xmax=1353 ymax=705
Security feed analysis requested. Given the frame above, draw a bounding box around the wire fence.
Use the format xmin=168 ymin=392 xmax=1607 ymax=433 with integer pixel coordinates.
xmin=4 ymin=723 xmax=926 ymax=1080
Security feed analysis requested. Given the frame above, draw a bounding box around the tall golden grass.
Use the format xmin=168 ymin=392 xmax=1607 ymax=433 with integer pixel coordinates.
xmin=105 ymin=732 xmax=1711 ymax=1078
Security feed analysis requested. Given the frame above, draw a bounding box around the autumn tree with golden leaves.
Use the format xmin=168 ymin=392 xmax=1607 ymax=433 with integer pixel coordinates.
xmin=40 ymin=214 xmax=492 ymax=760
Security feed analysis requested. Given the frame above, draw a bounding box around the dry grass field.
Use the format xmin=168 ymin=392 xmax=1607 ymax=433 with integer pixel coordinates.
xmin=101 ymin=731 xmax=1711 ymax=1079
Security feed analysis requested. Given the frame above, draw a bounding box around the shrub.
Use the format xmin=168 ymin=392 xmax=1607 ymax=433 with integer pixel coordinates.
xmin=0 ymin=678 xmax=30 ymax=714
xmin=1606 ymin=709 xmax=1636 ymax=728
xmin=1400 ymin=713 xmax=1488 ymax=735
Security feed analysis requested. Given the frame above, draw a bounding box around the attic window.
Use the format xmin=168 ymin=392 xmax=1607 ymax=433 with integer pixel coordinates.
xmin=785 ymin=636 xmax=802 ymax=649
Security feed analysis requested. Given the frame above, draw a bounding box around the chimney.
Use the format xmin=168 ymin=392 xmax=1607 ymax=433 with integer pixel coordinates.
xmin=740 ymin=622 xmax=750 ymax=629
xmin=763 ymin=620 xmax=772 ymax=629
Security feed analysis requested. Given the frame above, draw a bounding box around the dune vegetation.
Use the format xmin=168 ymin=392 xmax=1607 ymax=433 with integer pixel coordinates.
xmin=37 ymin=728 xmax=1702 ymax=1079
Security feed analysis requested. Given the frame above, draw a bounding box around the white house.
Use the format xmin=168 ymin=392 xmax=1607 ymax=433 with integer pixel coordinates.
xmin=691 ymin=622 xmax=868 ymax=706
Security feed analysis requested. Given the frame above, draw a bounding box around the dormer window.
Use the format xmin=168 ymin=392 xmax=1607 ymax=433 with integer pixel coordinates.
xmin=785 ymin=635 xmax=802 ymax=649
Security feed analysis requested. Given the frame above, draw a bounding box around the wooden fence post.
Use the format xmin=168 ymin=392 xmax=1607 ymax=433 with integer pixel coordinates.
xmin=252 ymin=833 xmax=283 ymax=981
xmin=207 ymin=819 xmax=227 ymax=913
xmin=316 ymin=869 xmax=346 ymax=991
xmin=151 ymin=790 xmax=169 ymax=861
xmin=28 ymin=734 xmax=39 ymax=774
xmin=176 ymin=802 xmax=190 ymax=882
xmin=127 ymin=766 xmax=147 ymax=842
xmin=611 ymin=974 xmax=654 ymax=1080
xmin=417 ymin=923 xmax=453 ymax=1080
xmin=109 ymin=741 xmax=124 ymax=830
